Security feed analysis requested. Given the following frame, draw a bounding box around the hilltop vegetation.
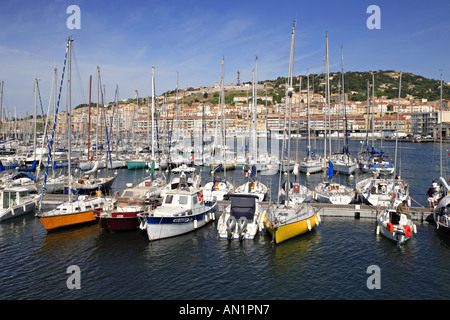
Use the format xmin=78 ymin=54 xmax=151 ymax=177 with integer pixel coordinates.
xmin=269 ymin=70 xmax=449 ymax=102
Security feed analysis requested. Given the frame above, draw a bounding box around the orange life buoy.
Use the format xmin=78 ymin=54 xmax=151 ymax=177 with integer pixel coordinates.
xmin=198 ymin=193 xmax=203 ymax=202
xmin=78 ymin=179 xmax=84 ymax=184
xmin=214 ymin=182 xmax=219 ymax=190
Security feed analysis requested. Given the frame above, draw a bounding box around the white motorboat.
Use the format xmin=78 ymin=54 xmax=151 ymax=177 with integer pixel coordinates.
xmin=0 ymin=187 xmax=37 ymax=221
xmin=217 ymin=194 xmax=264 ymax=240
xmin=138 ymin=188 xmax=217 ymax=241
xmin=160 ymin=165 xmax=201 ymax=198
xmin=376 ymin=208 xmax=417 ymax=246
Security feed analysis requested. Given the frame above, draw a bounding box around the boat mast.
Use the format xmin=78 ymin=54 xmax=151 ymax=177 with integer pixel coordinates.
xmin=341 ymin=46 xmax=349 ymax=158
xmin=326 ymin=33 xmax=331 ymax=161
xmin=67 ymin=37 xmax=73 ymax=202
xmin=285 ymin=21 xmax=295 ymax=206
xmin=394 ymin=71 xmax=402 ymax=177
xmin=151 ymin=66 xmax=156 ymax=161
xmin=220 ymin=56 xmax=226 ymax=175
xmin=440 ymin=73 xmax=443 ymax=178
xmin=33 ymin=78 xmax=38 ymax=162
xmin=88 ymin=75 xmax=92 ymax=160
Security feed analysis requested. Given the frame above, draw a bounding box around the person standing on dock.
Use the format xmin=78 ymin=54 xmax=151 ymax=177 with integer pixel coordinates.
xmin=427 ymin=187 xmax=435 ymax=209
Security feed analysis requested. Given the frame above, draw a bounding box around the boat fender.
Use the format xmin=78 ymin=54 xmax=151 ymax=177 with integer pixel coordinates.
xmin=194 ymin=219 xmax=198 ymax=229
xmin=404 ymin=225 xmax=412 ymax=237
xmin=376 ymin=225 xmax=380 ymax=235
xmin=413 ymin=224 xmax=417 ymax=234
xmin=307 ymin=219 xmax=311 ymax=231
xmin=259 ymin=210 xmax=266 ymax=232
xmin=386 ymin=222 xmax=394 ymax=233
xmin=315 ymin=215 xmax=319 ymax=226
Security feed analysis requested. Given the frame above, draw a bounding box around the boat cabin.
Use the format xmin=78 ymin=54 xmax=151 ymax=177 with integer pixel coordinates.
xmin=1 ymin=187 xmax=30 ymax=209
xmin=117 ymin=187 xmax=150 ymax=207
xmin=229 ymin=195 xmax=257 ymax=221
xmin=163 ymin=191 xmax=202 ymax=208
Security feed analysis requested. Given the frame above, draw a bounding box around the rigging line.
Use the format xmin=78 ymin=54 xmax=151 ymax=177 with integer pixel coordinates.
xmin=71 ymin=45 xmax=87 ymax=105
xmin=38 ymin=40 xmax=69 ymax=214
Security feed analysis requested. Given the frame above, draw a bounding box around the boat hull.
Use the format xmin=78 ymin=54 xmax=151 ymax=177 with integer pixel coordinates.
xmin=0 ymin=201 xmax=36 ymax=222
xmin=39 ymin=210 xmax=97 ymax=231
xmin=126 ymin=161 xmax=147 ymax=170
xmin=96 ymin=212 xmax=140 ymax=232
xmin=264 ymin=211 xmax=319 ymax=244
xmin=70 ymin=176 xmax=116 ymax=195
xmin=333 ymin=163 xmax=357 ymax=175
xmin=144 ymin=204 xmax=217 ymax=241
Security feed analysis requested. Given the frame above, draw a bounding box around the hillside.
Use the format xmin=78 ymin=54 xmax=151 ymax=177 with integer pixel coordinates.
xmin=76 ymin=70 xmax=449 ymax=109
xmin=268 ymin=70 xmax=449 ymax=102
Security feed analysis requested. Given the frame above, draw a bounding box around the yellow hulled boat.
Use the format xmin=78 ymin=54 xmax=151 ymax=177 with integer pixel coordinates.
xmin=263 ymin=203 xmax=320 ymax=244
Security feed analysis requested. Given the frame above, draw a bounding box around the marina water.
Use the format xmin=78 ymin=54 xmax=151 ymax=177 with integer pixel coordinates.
xmin=1 ymin=139 xmax=450 ymax=300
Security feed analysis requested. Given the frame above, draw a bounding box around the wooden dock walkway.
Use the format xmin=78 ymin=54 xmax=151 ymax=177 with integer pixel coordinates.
xmin=40 ymin=194 xmax=431 ymax=222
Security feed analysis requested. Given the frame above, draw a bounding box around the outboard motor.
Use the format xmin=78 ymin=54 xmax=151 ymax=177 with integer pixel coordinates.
xmin=237 ymin=216 xmax=248 ymax=240
xmin=226 ymin=215 xmax=237 ymax=240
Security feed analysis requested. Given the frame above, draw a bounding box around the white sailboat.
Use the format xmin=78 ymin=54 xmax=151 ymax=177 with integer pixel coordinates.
xmin=330 ymin=46 xmax=357 ymax=175
xmin=235 ymin=165 xmax=268 ymax=202
xmin=299 ymin=72 xmax=323 ymax=174
xmin=356 ymin=72 xmax=409 ymax=208
xmin=314 ymin=35 xmax=354 ymax=205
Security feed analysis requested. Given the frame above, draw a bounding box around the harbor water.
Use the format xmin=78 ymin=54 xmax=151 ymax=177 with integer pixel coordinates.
xmin=1 ymin=139 xmax=450 ymax=301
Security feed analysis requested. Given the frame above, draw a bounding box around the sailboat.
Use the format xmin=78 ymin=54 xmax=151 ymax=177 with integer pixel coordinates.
xmin=315 ymin=35 xmax=355 ymax=205
xmin=357 ymin=72 xmax=409 ymax=208
xmin=358 ymin=73 xmax=394 ymax=175
xmin=264 ymin=22 xmax=320 ymax=244
xmin=37 ymin=38 xmax=115 ymax=232
xmin=315 ymin=162 xmax=355 ymax=204
xmin=329 ymin=47 xmax=357 ymax=175
xmin=375 ymin=71 xmax=416 ymax=245
xmin=235 ymin=165 xmax=268 ymax=202
xmin=299 ymin=72 xmax=323 ymax=174
xmin=201 ymin=58 xmax=234 ymax=201
xmin=430 ymin=74 xmax=450 ymax=233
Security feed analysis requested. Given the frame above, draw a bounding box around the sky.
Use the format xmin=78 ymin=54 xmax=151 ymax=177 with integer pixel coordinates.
xmin=0 ymin=0 xmax=449 ymax=116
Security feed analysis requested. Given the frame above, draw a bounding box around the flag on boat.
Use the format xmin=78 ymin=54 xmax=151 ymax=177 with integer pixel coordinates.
xmin=327 ymin=161 xmax=333 ymax=180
